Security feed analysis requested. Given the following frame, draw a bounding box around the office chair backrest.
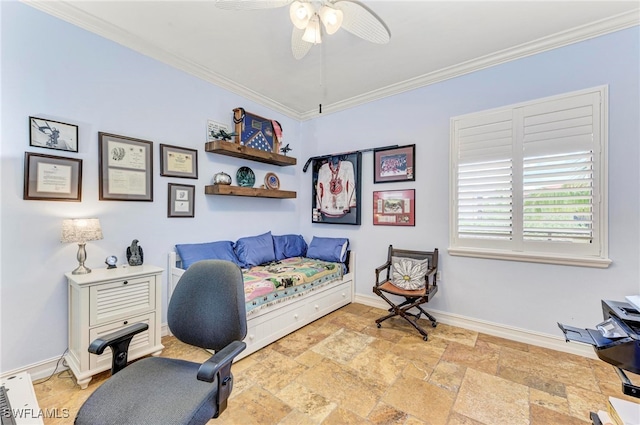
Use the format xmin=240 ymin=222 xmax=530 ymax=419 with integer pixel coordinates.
xmin=168 ymin=260 xmax=247 ymax=351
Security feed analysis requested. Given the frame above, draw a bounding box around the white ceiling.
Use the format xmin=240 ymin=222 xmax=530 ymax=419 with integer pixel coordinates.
xmin=25 ymin=1 xmax=640 ymax=120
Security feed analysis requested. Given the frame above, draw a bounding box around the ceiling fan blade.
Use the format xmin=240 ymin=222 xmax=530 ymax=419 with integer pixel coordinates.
xmin=215 ymin=0 xmax=293 ymax=10
xmin=333 ymin=0 xmax=390 ymax=44
xmin=291 ymin=27 xmax=313 ymax=60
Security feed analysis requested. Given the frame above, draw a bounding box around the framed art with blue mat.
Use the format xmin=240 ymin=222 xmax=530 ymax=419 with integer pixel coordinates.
xmin=312 ymin=152 xmax=362 ymax=225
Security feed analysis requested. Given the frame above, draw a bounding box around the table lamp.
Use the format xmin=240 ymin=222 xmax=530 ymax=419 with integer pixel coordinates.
xmin=61 ymin=218 xmax=103 ymax=274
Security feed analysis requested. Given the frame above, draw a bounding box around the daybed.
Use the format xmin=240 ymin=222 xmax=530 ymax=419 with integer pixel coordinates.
xmin=168 ymin=232 xmax=355 ymax=360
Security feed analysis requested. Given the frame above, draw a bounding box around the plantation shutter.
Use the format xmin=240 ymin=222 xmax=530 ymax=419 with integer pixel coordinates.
xmin=450 ymin=86 xmax=608 ymax=266
xmin=454 ymin=110 xmax=514 ymax=247
xmin=521 ymin=92 xmax=600 ymax=254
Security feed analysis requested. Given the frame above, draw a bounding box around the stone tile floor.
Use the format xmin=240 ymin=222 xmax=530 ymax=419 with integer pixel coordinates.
xmin=33 ymin=303 xmax=640 ymax=424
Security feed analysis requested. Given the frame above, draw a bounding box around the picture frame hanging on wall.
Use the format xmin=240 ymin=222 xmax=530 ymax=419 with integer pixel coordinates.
xmin=29 ymin=116 xmax=79 ymax=153
xmin=160 ymin=144 xmax=198 ymax=179
xmin=98 ymin=132 xmax=153 ymax=201
xmin=373 ymin=144 xmax=415 ymax=183
xmin=311 ymin=152 xmax=362 ymax=225
xmin=168 ymin=183 xmax=195 ymax=218
xmin=23 ymin=152 xmax=82 ymax=201
xmin=373 ymin=189 xmax=415 ymax=226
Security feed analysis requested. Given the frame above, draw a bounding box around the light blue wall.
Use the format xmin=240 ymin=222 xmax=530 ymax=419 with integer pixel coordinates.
xmin=301 ymin=25 xmax=640 ymax=334
xmin=1 ymin=0 xmax=638 ymax=374
xmin=0 ymin=2 xmax=303 ymax=372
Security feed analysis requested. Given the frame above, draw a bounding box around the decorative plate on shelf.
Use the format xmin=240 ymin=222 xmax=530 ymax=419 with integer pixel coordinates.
xmin=236 ymin=166 xmax=255 ymax=187
xmin=264 ymin=172 xmax=280 ymax=190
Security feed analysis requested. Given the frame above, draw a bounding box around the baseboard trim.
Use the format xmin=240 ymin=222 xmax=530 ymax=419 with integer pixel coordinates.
xmin=355 ymin=294 xmax=596 ymax=359
xmin=2 ymin=325 xmax=174 ymax=381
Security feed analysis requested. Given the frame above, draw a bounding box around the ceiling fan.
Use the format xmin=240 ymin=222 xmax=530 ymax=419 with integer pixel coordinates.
xmin=215 ymin=0 xmax=391 ymax=59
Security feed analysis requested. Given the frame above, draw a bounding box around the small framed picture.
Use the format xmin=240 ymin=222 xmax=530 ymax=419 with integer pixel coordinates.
xmin=99 ymin=132 xmax=153 ymax=201
xmin=160 ymin=144 xmax=198 ymax=179
xmin=373 ymin=144 xmax=415 ymax=183
xmin=24 ymin=152 xmax=82 ymax=201
xmin=373 ymin=189 xmax=415 ymax=226
xmin=168 ymin=183 xmax=195 ymax=218
xmin=29 ymin=116 xmax=79 ymax=153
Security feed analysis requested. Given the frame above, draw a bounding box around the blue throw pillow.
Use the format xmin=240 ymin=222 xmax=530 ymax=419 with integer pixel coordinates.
xmin=175 ymin=241 xmax=239 ymax=269
xmin=234 ymin=231 xmax=276 ymax=268
xmin=306 ymin=236 xmax=349 ymax=263
xmin=273 ymin=234 xmax=308 ymax=260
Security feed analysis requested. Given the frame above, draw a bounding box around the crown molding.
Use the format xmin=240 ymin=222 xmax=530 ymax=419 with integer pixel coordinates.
xmin=22 ymin=2 xmax=639 ymax=122
xmin=299 ymin=9 xmax=640 ymax=120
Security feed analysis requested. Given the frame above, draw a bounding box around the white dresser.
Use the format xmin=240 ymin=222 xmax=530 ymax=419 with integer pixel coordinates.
xmin=64 ymin=265 xmax=164 ymax=389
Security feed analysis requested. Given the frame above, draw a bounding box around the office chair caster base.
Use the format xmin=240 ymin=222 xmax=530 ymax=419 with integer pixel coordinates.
xmin=376 ymin=323 xmax=381 ymax=328
xmin=422 ymin=335 xmax=428 ymax=341
xmin=432 ymin=322 xmax=437 ymax=328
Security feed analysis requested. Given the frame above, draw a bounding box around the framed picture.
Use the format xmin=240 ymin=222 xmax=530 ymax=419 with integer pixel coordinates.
xmin=373 ymin=144 xmax=415 ymax=183
xmin=23 ymin=152 xmax=82 ymax=201
xmin=373 ymin=189 xmax=415 ymax=226
xmin=160 ymin=144 xmax=198 ymax=179
xmin=29 ymin=116 xmax=79 ymax=153
xmin=98 ymin=132 xmax=153 ymax=201
xmin=312 ymin=152 xmax=362 ymax=225
xmin=168 ymin=183 xmax=195 ymax=218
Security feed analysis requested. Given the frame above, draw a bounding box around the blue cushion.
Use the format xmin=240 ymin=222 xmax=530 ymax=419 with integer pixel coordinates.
xmin=306 ymin=237 xmax=349 ymax=263
xmin=234 ymin=232 xmax=276 ymax=268
xmin=175 ymin=241 xmax=239 ymax=269
xmin=273 ymin=234 xmax=308 ymax=261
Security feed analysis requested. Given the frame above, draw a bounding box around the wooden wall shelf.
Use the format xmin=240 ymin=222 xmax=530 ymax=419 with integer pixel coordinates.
xmin=205 ymin=140 xmax=296 ymax=166
xmin=205 ymin=184 xmax=296 ymax=199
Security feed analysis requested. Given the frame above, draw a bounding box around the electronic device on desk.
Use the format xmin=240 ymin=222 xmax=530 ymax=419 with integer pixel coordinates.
xmin=0 ymin=372 xmax=43 ymax=425
xmin=558 ymin=299 xmax=640 ymax=399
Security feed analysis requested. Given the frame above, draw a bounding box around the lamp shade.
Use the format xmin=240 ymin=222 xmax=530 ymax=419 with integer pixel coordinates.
xmin=61 ymin=219 xmax=103 ymax=243
xmin=302 ymin=14 xmax=322 ymax=44
xmin=289 ymin=1 xmax=313 ymax=30
xmin=318 ymin=5 xmax=343 ymax=35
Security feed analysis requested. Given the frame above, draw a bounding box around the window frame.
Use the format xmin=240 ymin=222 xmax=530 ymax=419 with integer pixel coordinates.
xmin=449 ymin=86 xmax=611 ymax=268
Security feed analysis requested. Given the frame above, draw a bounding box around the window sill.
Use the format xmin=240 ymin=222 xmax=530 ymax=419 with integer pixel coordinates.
xmin=448 ymin=247 xmax=612 ymax=268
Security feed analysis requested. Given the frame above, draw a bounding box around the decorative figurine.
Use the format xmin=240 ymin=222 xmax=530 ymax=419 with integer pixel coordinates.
xmin=105 ymin=255 xmax=118 ymax=269
xmin=126 ymin=239 xmax=144 ymax=266
xmin=280 ymin=144 xmax=292 ymax=156
xmin=210 ymin=129 xmax=236 ymax=141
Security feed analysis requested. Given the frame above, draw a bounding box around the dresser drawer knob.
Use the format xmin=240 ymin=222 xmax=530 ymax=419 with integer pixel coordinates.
xmin=294 ymin=314 xmax=298 ymax=319
xmin=123 ymin=281 xmax=128 ymax=285
xmin=249 ymin=334 xmax=254 ymax=340
xmin=315 ymin=304 xmax=319 ymax=310
xmin=123 ymin=321 xmax=128 ymax=325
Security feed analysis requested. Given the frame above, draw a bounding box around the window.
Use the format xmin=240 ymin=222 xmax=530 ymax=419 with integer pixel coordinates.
xmin=450 ymin=86 xmax=610 ymax=268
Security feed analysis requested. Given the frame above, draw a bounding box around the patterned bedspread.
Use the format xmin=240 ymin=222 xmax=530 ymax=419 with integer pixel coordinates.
xmin=243 ymin=257 xmax=344 ymax=314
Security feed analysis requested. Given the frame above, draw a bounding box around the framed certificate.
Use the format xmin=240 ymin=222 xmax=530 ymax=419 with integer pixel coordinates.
xmin=24 ymin=152 xmax=82 ymax=201
xmin=168 ymin=183 xmax=195 ymax=218
xmin=99 ymin=132 xmax=153 ymax=201
xmin=160 ymin=144 xmax=198 ymax=179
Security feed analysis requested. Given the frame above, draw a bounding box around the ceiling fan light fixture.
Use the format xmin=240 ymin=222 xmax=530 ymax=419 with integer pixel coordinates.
xmin=290 ymin=1 xmax=313 ymax=29
xmin=318 ymin=5 xmax=343 ymax=35
xmin=302 ymin=14 xmax=322 ymax=44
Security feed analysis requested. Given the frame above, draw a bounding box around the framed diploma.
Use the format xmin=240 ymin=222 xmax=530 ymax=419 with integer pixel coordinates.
xmin=24 ymin=152 xmax=82 ymax=201
xmin=373 ymin=189 xmax=415 ymax=226
xmin=168 ymin=183 xmax=195 ymax=218
xmin=160 ymin=144 xmax=198 ymax=179
xmin=99 ymin=132 xmax=153 ymax=201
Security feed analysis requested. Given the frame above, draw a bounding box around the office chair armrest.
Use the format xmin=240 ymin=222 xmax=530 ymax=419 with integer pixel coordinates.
xmin=88 ymin=322 xmax=149 ymax=375
xmin=197 ymin=340 xmax=247 ymax=383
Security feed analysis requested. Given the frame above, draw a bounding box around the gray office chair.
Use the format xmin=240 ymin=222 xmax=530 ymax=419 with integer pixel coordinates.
xmin=75 ymin=260 xmax=248 ymax=425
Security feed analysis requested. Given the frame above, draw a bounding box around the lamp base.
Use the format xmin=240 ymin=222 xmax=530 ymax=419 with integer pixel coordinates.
xmin=72 ymin=264 xmax=92 ymax=275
